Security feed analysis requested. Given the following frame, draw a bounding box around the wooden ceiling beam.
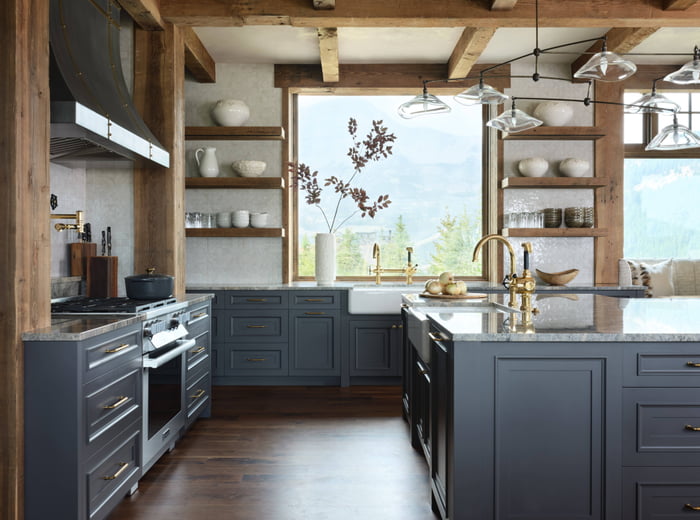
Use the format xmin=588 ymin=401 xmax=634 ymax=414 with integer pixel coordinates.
xmin=664 ymin=0 xmax=698 ymax=10
xmin=183 ymin=28 xmax=216 ymax=83
xmin=159 ymin=0 xmax=700 ymax=27
xmin=490 ymin=0 xmax=518 ymax=10
xmin=448 ymin=27 xmax=496 ymax=79
xmin=117 ymin=0 xmax=165 ymax=30
xmin=570 ymin=27 xmax=660 ymax=79
xmin=317 ymin=28 xmax=340 ymax=82
xmin=313 ymin=0 xmax=335 ymax=9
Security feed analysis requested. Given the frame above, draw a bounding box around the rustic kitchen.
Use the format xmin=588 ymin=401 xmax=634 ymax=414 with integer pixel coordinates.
xmin=3 ymin=1 xmax=700 ymax=519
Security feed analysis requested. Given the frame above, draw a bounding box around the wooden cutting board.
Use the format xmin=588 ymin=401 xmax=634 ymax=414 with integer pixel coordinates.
xmin=69 ymin=243 xmax=97 ymax=277
xmin=87 ymin=256 xmax=119 ymax=297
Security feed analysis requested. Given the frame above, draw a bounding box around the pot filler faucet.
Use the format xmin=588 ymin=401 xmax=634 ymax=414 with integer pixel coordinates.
xmin=472 ymin=234 xmax=537 ymax=323
xmin=370 ymin=243 xmax=418 ymax=285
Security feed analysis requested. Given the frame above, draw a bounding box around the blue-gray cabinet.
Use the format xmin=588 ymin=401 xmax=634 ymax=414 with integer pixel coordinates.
xmin=347 ymin=317 xmax=402 ymax=378
xmin=184 ymin=298 xmax=212 ymax=428
xmin=289 ymin=309 xmax=340 ymax=376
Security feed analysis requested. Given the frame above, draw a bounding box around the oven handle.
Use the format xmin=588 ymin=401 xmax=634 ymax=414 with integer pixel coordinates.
xmin=143 ymin=339 xmax=196 ymax=369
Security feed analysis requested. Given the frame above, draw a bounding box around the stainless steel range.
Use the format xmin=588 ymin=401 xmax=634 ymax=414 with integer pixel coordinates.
xmin=52 ymin=296 xmax=194 ymax=472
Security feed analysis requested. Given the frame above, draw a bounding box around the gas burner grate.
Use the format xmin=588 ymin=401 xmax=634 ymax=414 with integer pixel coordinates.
xmin=51 ymin=296 xmax=177 ymax=314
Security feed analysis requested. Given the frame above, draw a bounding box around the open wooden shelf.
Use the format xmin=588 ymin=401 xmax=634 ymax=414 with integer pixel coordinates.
xmin=186 ymin=228 xmax=285 ymax=238
xmin=500 ymin=177 xmax=609 ymax=189
xmin=185 ymin=126 xmax=285 ymax=141
xmin=185 ymin=177 xmax=285 ymax=189
xmin=502 ymin=228 xmax=608 ymax=237
xmin=502 ymin=126 xmax=605 ymax=140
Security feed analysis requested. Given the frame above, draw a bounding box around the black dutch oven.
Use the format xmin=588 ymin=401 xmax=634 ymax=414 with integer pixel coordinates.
xmin=125 ymin=267 xmax=174 ymax=299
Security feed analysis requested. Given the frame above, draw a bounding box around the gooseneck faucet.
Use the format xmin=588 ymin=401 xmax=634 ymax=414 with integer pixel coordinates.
xmin=472 ymin=234 xmax=518 ymax=308
xmin=370 ymin=243 xmax=418 ymax=285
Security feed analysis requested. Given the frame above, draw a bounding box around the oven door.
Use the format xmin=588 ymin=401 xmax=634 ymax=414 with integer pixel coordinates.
xmin=142 ymin=338 xmax=195 ymax=472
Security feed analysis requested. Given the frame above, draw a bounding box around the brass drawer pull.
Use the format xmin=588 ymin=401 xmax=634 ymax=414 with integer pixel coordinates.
xmin=428 ymin=332 xmax=447 ymax=342
xmin=246 ymin=357 xmax=267 ymax=362
xmin=103 ymin=396 xmax=129 ymax=410
xmin=103 ymin=462 xmax=129 ymax=481
xmin=685 ymin=425 xmax=700 ymax=431
xmin=191 ymin=389 xmax=206 ymax=399
xmin=246 ymin=298 xmax=267 ymax=302
xmin=418 ymin=369 xmax=429 ymax=376
xmin=191 ymin=346 xmax=206 ymax=354
xmin=304 ymin=298 xmax=325 ymax=302
xmin=247 ymin=325 xmax=267 ymax=328
xmin=105 ymin=343 xmax=130 ymax=353
xmin=685 ymin=503 xmax=700 ymax=511
xmin=304 ymin=312 xmax=326 ymax=315
xmin=687 ymin=362 xmax=700 ymax=368
xmin=191 ymin=312 xmax=207 ymax=318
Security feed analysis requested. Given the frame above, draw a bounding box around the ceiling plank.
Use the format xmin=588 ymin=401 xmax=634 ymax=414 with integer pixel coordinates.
xmin=313 ymin=0 xmax=336 ymax=9
xmin=117 ymin=0 xmax=165 ymax=30
xmin=490 ymin=0 xmax=518 ymax=10
xmin=570 ymin=27 xmax=660 ymax=78
xmin=183 ymin=28 xmax=216 ymax=83
xmin=317 ymin=27 xmax=339 ymax=82
xmin=664 ymin=0 xmax=698 ymax=10
xmin=159 ymin=0 xmax=700 ymax=28
xmin=448 ymin=27 xmax=496 ymax=79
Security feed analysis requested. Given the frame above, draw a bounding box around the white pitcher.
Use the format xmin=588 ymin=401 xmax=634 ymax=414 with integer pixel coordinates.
xmin=195 ymin=147 xmax=220 ymax=177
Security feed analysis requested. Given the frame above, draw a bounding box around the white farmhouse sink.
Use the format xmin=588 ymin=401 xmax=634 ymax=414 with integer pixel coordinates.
xmin=348 ymin=285 xmax=416 ymax=315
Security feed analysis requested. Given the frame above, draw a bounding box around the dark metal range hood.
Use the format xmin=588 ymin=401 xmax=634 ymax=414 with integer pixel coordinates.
xmin=49 ymin=0 xmax=169 ymax=167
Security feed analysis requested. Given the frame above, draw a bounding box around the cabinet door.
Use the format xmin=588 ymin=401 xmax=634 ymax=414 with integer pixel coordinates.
xmin=348 ymin=318 xmax=402 ymax=376
xmin=430 ymin=338 xmax=448 ymax=519
xmin=289 ymin=310 xmax=340 ymax=376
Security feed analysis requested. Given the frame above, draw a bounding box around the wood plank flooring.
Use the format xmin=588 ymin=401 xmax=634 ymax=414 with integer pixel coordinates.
xmin=108 ymin=386 xmax=434 ymax=520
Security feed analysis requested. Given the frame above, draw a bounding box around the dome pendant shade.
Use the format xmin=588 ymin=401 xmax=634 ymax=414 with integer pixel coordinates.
xmin=486 ymin=107 xmax=542 ymax=133
xmin=573 ymin=50 xmax=637 ymax=82
xmin=454 ymin=83 xmax=509 ymax=106
xmin=625 ymin=92 xmax=680 ymax=114
xmin=398 ymin=93 xmax=451 ymax=119
xmin=664 ymin=59 xmax=700 ymax=85
xmin=645 ymin=117 xmax=700 ymax=151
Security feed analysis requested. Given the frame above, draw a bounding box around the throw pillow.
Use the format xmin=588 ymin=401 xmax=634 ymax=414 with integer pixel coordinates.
xmin=639 ymin=259 xmax=675 ymax=298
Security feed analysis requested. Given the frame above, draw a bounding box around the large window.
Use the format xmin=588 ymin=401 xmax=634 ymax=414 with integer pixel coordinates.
xmin=294 ymin=94 xmax=485 ymax=280
xmin=624 ymin=91 xmax=700 ymax=258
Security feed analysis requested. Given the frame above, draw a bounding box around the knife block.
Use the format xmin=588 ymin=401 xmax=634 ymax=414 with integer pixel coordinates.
xmin=87 ymin=256 xmax=119 ymax=297
xmin=69 ymin=243 xmax=97 ymax=277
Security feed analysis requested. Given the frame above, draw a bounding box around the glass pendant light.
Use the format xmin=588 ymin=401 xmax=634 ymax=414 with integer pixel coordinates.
xmin=573 ymin=42 xmax=637 ymax=82
xmin=645 ymin=114 xmax=700 ymax=151
xmin=664 ymin=46 xmax=700 ymax=85
xmin=626 ymin=83 xmax=680 ymax=114
xmin=454 ymin=78 xmax=509 ymax=106
xmin=398 ymin=87 xmax=451 ymax=119
xmin=486 ymin=101 xmax=542 ymax=133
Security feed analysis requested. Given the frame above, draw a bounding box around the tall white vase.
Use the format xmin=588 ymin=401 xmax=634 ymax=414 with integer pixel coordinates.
xmin=315 ymin=233 xmax=336 ymax=286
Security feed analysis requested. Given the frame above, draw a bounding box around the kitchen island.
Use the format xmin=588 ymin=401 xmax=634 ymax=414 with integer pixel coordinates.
xmin=402 ymin=293 xmax=700 ymax=520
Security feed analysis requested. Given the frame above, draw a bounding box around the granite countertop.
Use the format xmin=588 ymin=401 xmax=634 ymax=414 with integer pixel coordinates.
xmin=418 ymin=293 xmax=700 ymax=342
xmin=22 ymin=315 xmax=144 ymax=342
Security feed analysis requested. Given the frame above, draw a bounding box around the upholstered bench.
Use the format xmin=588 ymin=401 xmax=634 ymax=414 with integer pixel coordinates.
xmin=618 ymin=258 xmax=700 ymax=297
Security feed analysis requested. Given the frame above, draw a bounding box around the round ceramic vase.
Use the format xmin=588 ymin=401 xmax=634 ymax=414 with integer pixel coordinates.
xmin=533 ymin=101 xmax=574 ymax=126
xmin=211 ymin=99 xmax=250 ymax=126
xmin=517 ymin=157 xmax=549 ymax=177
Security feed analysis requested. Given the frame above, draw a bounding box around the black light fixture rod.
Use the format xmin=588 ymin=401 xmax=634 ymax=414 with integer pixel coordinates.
xmin=539 ymin=36 xmax=607 ymax=55
xmin=511 ymin=95 xmax=677 ymax=113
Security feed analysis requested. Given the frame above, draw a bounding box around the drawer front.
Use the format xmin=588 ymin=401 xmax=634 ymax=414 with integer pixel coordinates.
xmin=186 ymin=370 xmax=210 ymax=414
xmin=186 ymin=330 xmax=209 ymax=369
xmin=623 ymin=467 xmax=700 ymax=520
xmin=187 ymin=290 xmax=224 ymax=309
xmin=226 ymin=311 xmax=287 ymax=342
xmin=625 ymin=345 xmax=700 ymax=387
xmin=84 ymin=360 xmax=141 ymax=449
xmin=84 ymin=327 xmax=141 ymax=382
xmin=228 ymin=347 xmax=288 ymax=376
xmin=623 ymin=388 xmax=700 ymax=466
xmin=87 ymin=428 xmax=140 ymax=519
xmin=227 ymin=291 xmax=288 ymax=309
xmin=290 ymin=291 xmax=341 ymax=308
xmin=185 ymin=303 xmax=210 ymax=337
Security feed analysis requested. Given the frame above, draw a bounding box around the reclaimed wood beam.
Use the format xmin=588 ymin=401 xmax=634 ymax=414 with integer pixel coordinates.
xmin=491 ymin=0 xmax=518 ymax=10
xmin=117 ymin=0 xmax=165 ymax=30
xmin=571 ymin=27 xmax=660 ymax=79
xmin=664 ymin=0 xmax=698 ymax=10
xmin=448 ymin=27 xmax=496 ymax=79
xmin=183 ymin=27 xmax=216 ymax=83
xmin=159 ymin=0 xmax=700 ymax=27
xmin=313 ymin=0 xmax=335 ymax=9
xmin=317 ymin=27 xmax=339 ymax=82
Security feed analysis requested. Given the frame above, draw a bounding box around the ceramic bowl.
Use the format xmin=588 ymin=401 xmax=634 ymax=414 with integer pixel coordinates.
xmin=536 ymin=268 xmax=580 ymax=286
xmin=559 ymin=158 xmax=590 ymax=177
xmin=231 ymin=160 xmax=266 ymax=177
xmin=533 ymin=101 xmax=574 ymax=126
xmin=250 ymin=212 xmax=268 ymax=228
xmin=517 ymin=157 xmax=549 ymax=177
xmin=211 ymin=99 xmax=250 ymax=126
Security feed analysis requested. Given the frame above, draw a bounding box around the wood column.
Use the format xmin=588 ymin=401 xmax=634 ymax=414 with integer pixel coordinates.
xmin=133 ymin=23 xmax=186 ymax=298
xmin=0 ymin=0 xmax=51 ymax=518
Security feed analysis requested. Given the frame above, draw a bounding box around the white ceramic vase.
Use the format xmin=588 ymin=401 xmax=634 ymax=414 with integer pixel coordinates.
xmin=211 ymin=99 xmax=250 ymax=126
xmin=533 ymin=101 xmax=574 ymax=126
xmin=518 ymin=157 xmax=549 ymax=177
xmin=195 ymin=147 xmax=219 ymax=177
xmin=315 ymin=233 xmax=336 ymax=286
xmin=558 ymin=158 xmax=590 ymax=177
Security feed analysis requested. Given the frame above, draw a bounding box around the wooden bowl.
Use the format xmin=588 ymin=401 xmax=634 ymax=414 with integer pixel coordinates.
xmin=536 ymin=268 xmax=579 ymax=286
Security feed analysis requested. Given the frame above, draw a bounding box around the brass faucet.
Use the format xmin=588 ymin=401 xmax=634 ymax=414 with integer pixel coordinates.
xmin=51 ymin=210 xmax=85 ymax=233
xmin=472 ymin=234 xmax=537 ymax=322
xmin=369 ymin=243 xmax=418 ymax=285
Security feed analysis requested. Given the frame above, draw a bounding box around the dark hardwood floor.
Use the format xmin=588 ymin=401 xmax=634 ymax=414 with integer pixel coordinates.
xmin=108 ymin=385 xmax=434 ymax=520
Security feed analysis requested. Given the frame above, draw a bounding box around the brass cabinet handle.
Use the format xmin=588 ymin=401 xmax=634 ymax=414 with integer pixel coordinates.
xmin=418 ymin=369 xmax=429 ymax=376
xmin=103 ymin=396 xmax=129 ymax=410
xmin=191 ymin=346 xmax=205 ymax=354
xmin=103 ymin=462 xmax=129 ymax=481
xmin=428 ymin=331 xmax=447 ymax=342
xmin=391 ymin=324 xmax=404 ymax=329
xmin=685 ymin=425 xmax=700 ymax=431
xmin=105 ymin=343 xmax=130 ymax=353
xmin=685 ymin=504 xmax=700 ymax=511
xmin=191 ymin=312 xmax=207 ymax=318
xmin=191 ymin=389 xmax=206 ymax=399
xmin=304 ymin=312 xmax=326 ymax=315
xmin=687 ymin=362 xmax=700 ymax=367
xmin=246 ymin=298 xmax=267 ymax=302
xmin=304 ymin=298 xmax=325 ymax=302
xmin=246 ymin=357 xmax=267 ymax=362
xmin=247 ymin=325 xmax=267 ymax=328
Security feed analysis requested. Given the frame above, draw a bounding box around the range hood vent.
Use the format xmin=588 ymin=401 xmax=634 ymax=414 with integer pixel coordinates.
xmin=49 ymin=0 xmax=169 ymax=167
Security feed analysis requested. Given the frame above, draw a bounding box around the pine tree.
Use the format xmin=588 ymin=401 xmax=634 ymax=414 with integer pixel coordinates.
xmin=298 ymin=234 xmax=315 ymax=276
xmin=336 ymin=229 xmax=365 ymax=276
xmin=382 ymin=215 xmax=413 ymax=269
xmin=429 ymin=207 xmax=482 ymax=275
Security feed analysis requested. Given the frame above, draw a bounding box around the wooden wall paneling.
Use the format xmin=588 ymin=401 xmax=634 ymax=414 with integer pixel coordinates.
xmin=594 ymin=81 xmax=625 ymax=285
xmin=133 ymin=23 xmax=186 ymax=298
xmin=0 ymin=0 xmax=51 ymax=519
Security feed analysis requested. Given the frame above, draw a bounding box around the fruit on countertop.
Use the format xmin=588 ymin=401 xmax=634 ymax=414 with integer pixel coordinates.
xmin=425 ymin=272 xmax=468 ymax=295
xmin=425 ymin=279 xmax=443 ymax=295
xmin=438 ymin=271 xmax=454 ymax=285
